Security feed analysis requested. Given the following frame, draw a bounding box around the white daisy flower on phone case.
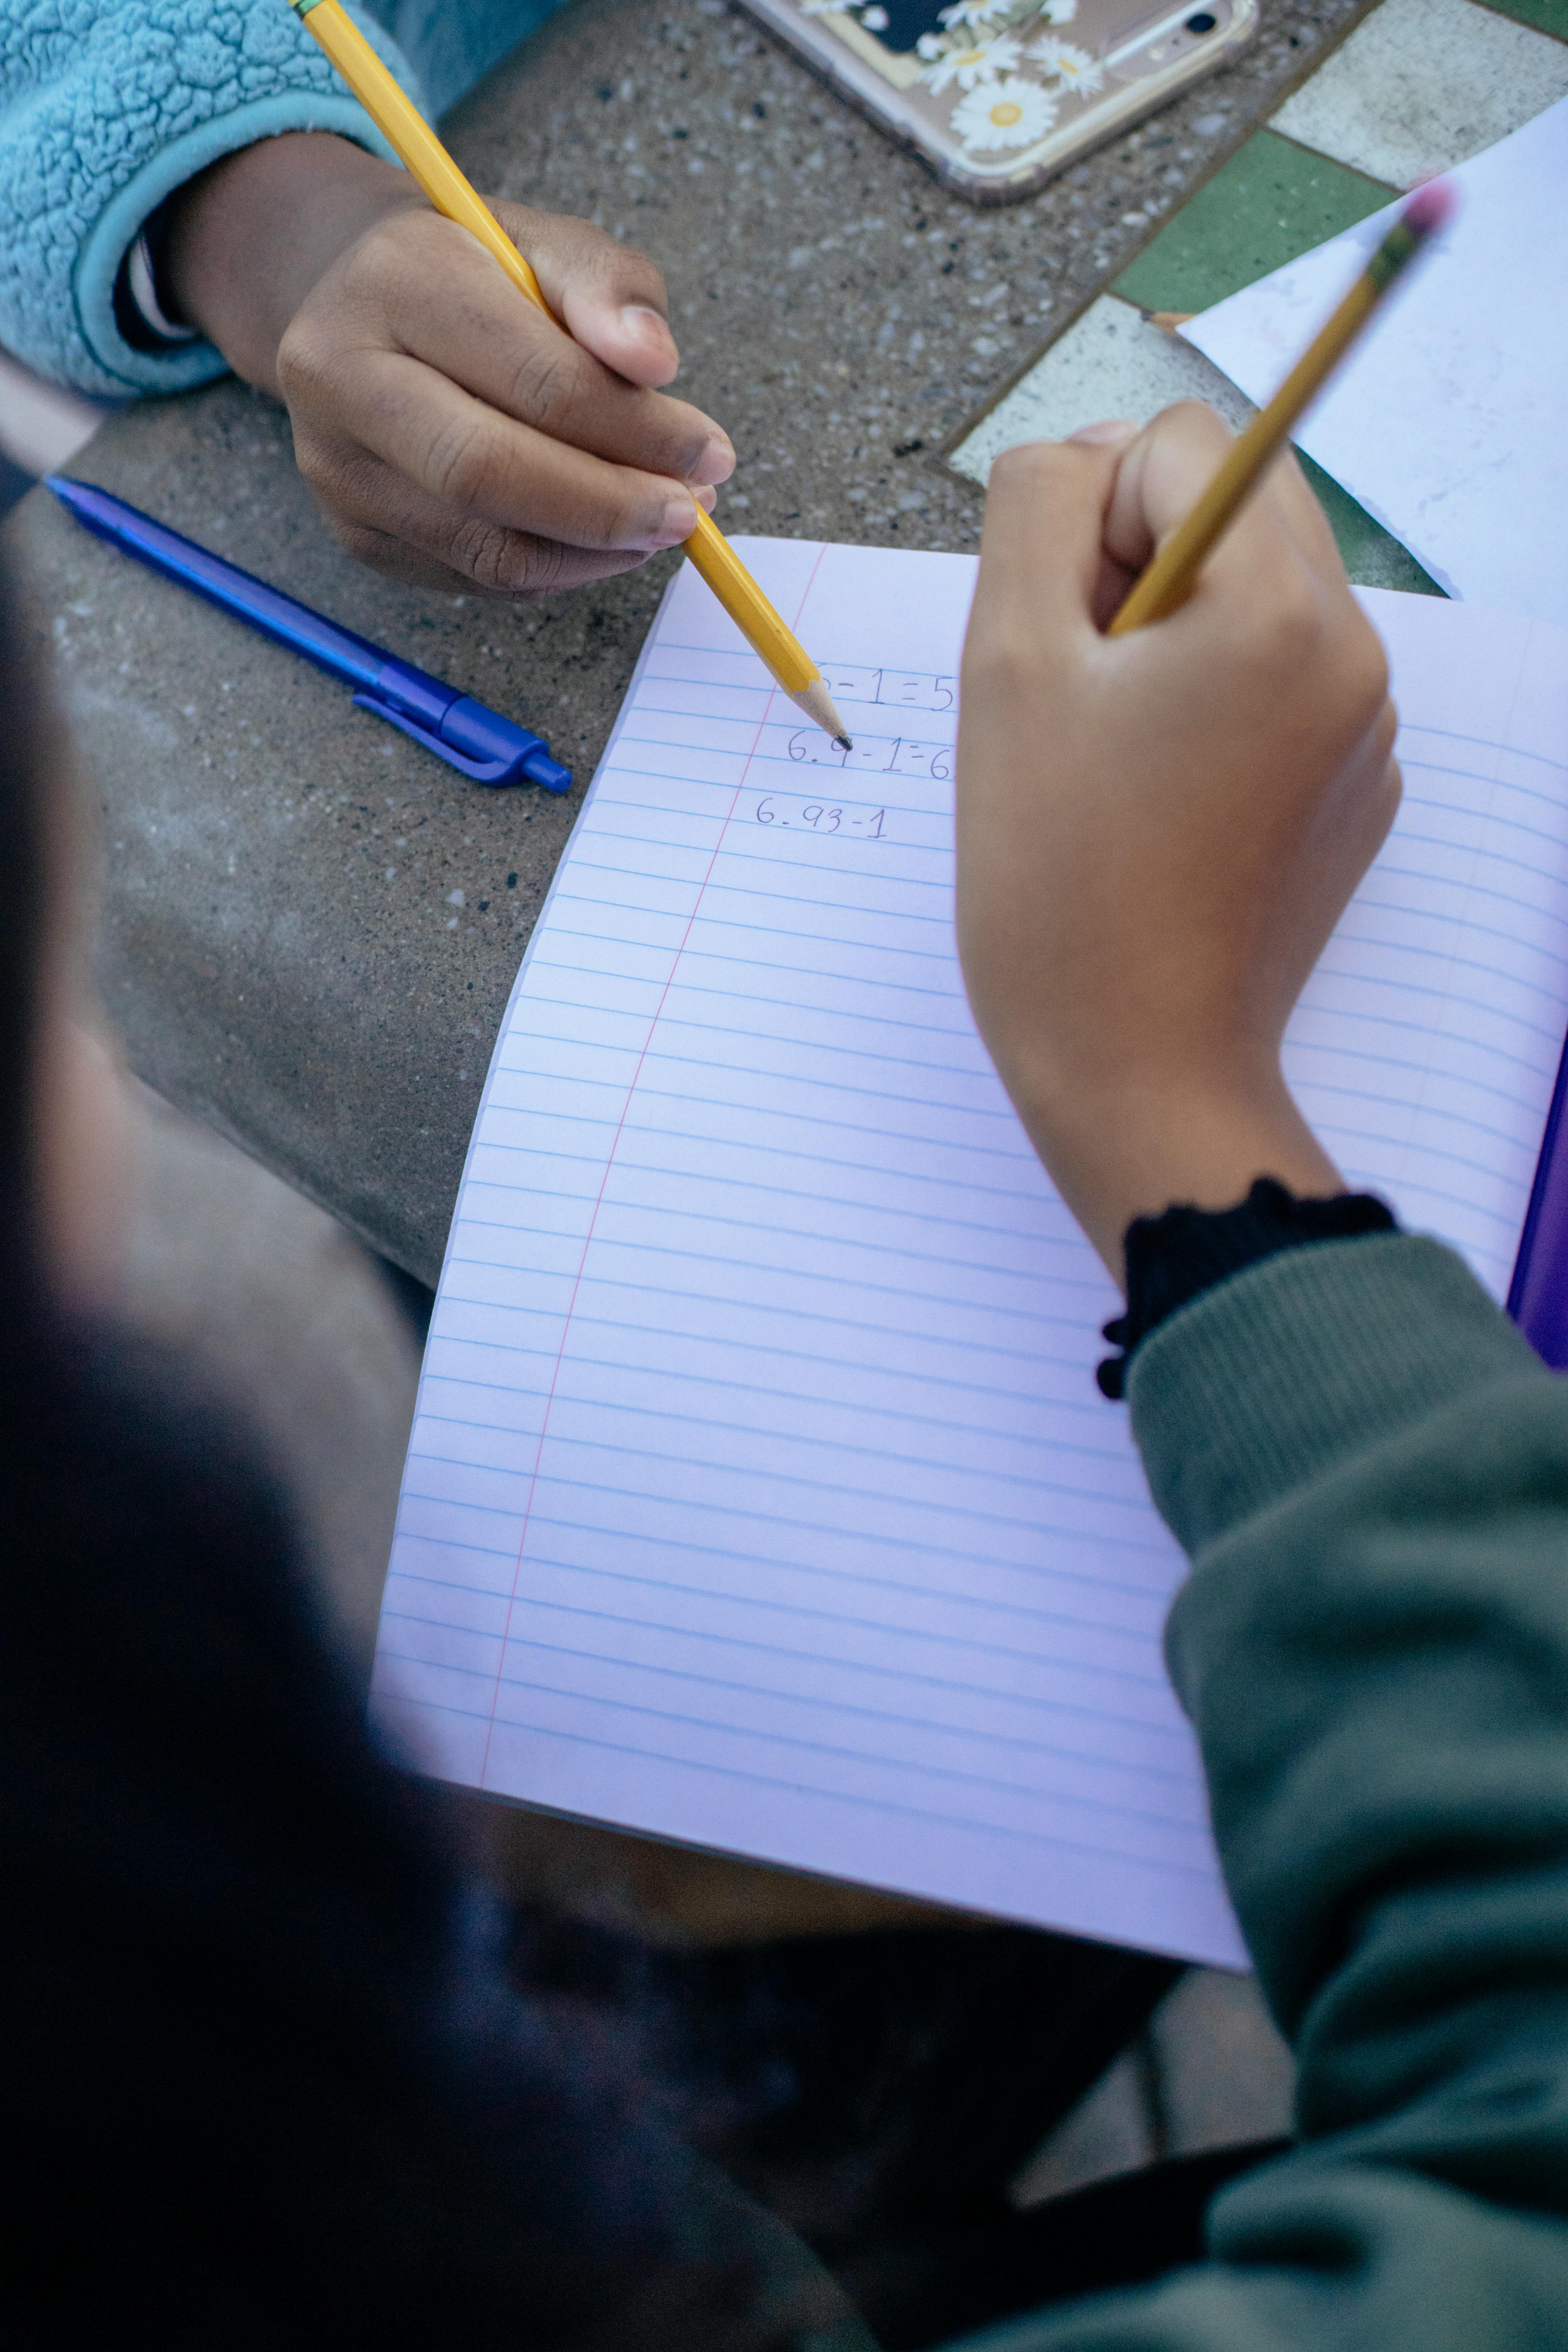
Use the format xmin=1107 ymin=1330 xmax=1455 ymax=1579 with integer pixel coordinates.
xmin=952 ymin=76 xmax=1058 ymax=148
xmin=921 ymin=31 xmax=1022 ymax=91
xmin=1028 ymin=36 xmax=1104 ymax=91
xmin=1039 ymin=0 xmax=1077 ymax=20
xmin=938 ymin=0 xmax=1015 ymax=31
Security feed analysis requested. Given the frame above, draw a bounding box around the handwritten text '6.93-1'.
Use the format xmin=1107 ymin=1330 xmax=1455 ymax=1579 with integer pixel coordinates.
xmin=755 ymin=799 xmax=887 ymax=838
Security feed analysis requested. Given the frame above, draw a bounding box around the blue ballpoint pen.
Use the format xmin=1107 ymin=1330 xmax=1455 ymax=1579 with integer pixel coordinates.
xmin=45 ymin=476 xmax=571 ymax=793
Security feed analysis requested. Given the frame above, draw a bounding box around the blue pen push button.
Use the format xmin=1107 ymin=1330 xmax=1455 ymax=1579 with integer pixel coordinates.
xmin=357 ymin=659 xmax=571 ymax=792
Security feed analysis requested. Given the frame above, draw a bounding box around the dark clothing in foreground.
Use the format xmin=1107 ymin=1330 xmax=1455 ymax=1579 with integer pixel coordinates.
xmin=0 ymin=1325 xmax=862 ymax=2350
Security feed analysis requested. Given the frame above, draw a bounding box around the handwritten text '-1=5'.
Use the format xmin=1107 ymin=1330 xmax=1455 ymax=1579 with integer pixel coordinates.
xmin=818 ymin=664 xmax=956 ymax=713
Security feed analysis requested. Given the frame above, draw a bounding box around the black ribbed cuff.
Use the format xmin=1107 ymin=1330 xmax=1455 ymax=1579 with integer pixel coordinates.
xmin=1097 ymin=1177 xmax=1399 ymax=1399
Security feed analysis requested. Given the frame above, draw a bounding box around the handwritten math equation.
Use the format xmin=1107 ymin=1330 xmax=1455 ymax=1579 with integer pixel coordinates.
xmin=784 ymin=730 xmax=952 ymax=779
xmin=816 ymin=666 xmax=957 ymax=713
xmin=753 ymin=797 xmax=888 ymax=838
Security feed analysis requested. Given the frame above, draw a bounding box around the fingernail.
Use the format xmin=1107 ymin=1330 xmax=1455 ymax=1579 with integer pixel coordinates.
xmin=652 ymin=491 xmax=698 ymax=547
xmin=621 ymin=303 xmax=674 ymax=350
xmin=688 ymin=432 xmax=735 ymax=488
xmin=1067 ymin=417 xmax=1139 ymax=445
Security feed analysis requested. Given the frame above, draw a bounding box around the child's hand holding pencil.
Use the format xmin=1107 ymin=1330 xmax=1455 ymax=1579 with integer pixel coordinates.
xmin=955 ymin=404 xmax=1401 ymax=1283
xmin=163 ymin=0 xmax=849 ymax=748
xmin=955 ymin=185 xmax=1449 ymax=1279
xmin=162 ymin=131 xmax=735 ymax=600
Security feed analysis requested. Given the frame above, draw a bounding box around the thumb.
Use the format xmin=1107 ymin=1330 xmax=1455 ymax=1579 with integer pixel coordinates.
xmin=492 ymin=197 xmax=685 ymax=390
xmin=1102 ymin=400 xmax=1249 ymax=577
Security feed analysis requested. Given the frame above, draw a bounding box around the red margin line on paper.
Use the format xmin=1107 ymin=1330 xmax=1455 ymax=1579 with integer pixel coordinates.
xmin=477 ymin=546 xmax=832 ymax=1787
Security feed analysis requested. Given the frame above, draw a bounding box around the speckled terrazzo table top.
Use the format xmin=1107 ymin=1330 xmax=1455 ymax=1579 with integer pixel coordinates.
xmin=9 ymin=0 xmax=1377 ymax=1284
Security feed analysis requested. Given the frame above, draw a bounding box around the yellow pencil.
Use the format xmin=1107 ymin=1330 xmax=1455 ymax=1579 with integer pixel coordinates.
xmin=287 ymin=0 xmax=850 ymax=746
xmin=1109 ymin=182 xmax=1453 ymax=638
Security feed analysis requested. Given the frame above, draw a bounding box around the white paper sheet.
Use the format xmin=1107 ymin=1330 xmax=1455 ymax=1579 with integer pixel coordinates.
xmin=1181 ymin=97 xmax=1568 ymax=628
xmin=372 ymin=544 xmax=1568 ymax=1969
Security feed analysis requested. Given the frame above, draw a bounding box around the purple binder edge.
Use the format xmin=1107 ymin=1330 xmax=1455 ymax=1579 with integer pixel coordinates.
xmin=1508 ymin=1027 xmax=1568 ymax=1369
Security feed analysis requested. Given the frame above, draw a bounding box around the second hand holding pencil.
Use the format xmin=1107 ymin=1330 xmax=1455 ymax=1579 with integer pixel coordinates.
xmin=1109 ymin=182 xmax=1454 ymax=638
xmin=287 ymin=0 xmax=851 ymax=748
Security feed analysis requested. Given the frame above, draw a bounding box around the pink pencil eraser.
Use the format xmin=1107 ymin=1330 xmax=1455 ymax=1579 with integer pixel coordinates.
xmin=1402 ymin=180 xmax=1456 ymax=236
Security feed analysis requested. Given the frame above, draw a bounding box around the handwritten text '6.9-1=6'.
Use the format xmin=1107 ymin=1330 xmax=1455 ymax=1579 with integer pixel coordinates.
xmin=786 ymin=731 xmax=953 ymax=780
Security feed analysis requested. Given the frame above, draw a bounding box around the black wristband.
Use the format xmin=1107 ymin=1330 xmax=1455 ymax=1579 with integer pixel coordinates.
xmin=1096 ymin=1176 xmax=1399 ymax=1399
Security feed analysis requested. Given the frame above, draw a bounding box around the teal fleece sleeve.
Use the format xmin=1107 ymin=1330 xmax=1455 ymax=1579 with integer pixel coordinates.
xmin=0 ymin=0 xmax=417 ymax=396
xmin=0 ymin=0 xmax=570 ymax=399
xmin=982 ymin=1233 xmax=1568 ymax=2350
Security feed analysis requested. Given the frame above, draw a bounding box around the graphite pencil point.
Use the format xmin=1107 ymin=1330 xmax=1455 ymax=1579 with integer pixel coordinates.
xmin=787 ymin=677 xmax=851 ymax=745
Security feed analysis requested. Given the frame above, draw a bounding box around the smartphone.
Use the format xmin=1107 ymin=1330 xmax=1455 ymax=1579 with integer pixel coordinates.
xmin=735 ymin=0 xmax=1258 ymax=204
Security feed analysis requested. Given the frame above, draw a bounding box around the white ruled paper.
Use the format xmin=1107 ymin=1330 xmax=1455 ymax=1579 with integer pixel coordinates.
xmin=1288 ymin=592 xmax=1568 ymax=1298
xmin=372 ymin=548 xmax=1568 ymax=1968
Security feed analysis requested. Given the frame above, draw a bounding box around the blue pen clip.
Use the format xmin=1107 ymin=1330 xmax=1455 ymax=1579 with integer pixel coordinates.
xmin=355 ymin=659 xmax=572 ymax=793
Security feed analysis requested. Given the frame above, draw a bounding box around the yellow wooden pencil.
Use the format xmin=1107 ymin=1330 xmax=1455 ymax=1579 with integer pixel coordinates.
xmin=1109 ymin=182 xmax=1454 ymax=638
xmin=287 ymin=0 xmax=850 ymax=746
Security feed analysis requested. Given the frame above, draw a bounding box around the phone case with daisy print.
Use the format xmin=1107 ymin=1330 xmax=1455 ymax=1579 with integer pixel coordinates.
xmin=736 ymin=0 xmax=1256 ymax=203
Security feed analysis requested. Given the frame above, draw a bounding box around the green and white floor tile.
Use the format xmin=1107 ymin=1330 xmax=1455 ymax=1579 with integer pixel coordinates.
xmin=949 ymin=0 xmax=1568 ymax=592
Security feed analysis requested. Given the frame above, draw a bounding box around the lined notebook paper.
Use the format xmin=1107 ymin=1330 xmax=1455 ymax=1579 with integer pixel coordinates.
xmin=373 ymin=545 xmax=1568 ymax=1968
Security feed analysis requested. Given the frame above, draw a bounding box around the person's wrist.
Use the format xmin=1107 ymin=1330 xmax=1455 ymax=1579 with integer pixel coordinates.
xmin=163 ymin=133 xmax=423 ymax=394
xmin=1012 ymin=1067 xmax=1343 ymax=1284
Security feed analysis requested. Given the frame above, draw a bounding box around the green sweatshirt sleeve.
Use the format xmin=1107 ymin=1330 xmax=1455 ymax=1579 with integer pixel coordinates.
xmin=985 ymin=1232 xmax=1568 ymax=2351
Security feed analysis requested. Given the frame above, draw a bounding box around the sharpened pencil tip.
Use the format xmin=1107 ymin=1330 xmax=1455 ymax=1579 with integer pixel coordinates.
xmin=835 ymin=733 xmax=852 ymax=751
xmin=787 ymin=677 xmax=852 ymax=746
